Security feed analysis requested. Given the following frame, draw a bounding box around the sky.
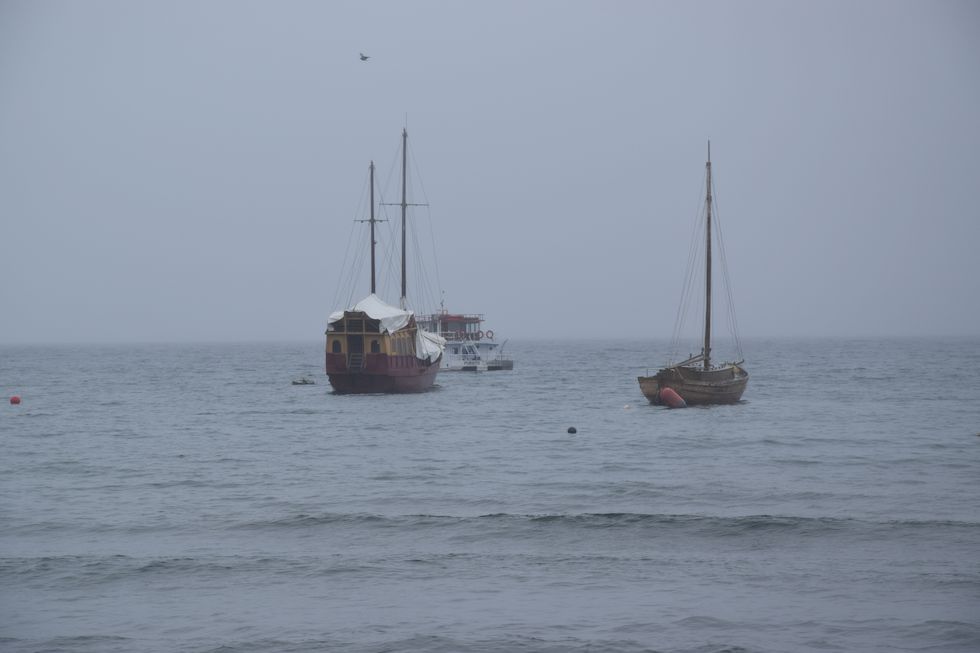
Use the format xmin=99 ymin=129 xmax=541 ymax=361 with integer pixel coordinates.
xmin=1 ymin=0 xmax=978 ymax=343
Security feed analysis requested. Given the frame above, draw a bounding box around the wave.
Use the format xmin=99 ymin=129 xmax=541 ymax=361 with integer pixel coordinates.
xmin=0 ymin=554 xmax=326 ymax=588
xmin=2 ymin=621 xmax=979 ymax=653
xmin=15 ymin=624 xmax=978 ymax=653
xmin=0 ymin=635 xmax=133 ymax=653
xmin=230 ymin=512 xmax=393 ymax=529
xmin=190 ymin=634 xmax=732 ymax=653
xmin=229 ymin=511 xmax=980 ymax=537
xmin=10 ymin=511 xmax=979 ymax=539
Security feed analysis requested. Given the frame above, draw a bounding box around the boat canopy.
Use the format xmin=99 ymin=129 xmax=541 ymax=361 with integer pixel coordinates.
xmin=329 ymin=294 xmax=411 ymax=333
xmin=328 ymin=293 xmax=445 ymax=362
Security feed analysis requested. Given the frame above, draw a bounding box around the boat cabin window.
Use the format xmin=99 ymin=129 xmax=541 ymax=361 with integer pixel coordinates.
xmin=370 ymin=339 xmax=380 ymax=353
xmin=331 ymin=340 xmax=342 ymax=353
xmin=346 ymin=318 xmax=364 ymax=332
xmin=365 ymin=319 xmax=380 ymax=333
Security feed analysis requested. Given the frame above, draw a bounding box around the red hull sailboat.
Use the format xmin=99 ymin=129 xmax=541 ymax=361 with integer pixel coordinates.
xmin=325 ymin=129 xmax=444 ymax=394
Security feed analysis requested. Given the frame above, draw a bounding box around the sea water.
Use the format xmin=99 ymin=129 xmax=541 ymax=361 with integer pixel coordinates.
xmin=1 ymin=338 xmax=978 ymax=653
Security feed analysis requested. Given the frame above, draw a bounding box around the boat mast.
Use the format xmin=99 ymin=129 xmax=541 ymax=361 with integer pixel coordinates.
xmin=369 ymin=161 xmax=377 ymax=294
xmin=380 ymin=127 xmax=426 ymax=309
xmin=703 ymin=141 xmax=712 ymax=371
xmin=400 ymin=128 xmax=408 ymax=309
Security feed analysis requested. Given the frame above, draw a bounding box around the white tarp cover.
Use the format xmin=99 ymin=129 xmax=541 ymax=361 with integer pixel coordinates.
xmin=416 ymin=328 xmax=446 ymax=363
xmin=329 ymin=294 xmax=411 ymax=334
xmin=328 ymin=294 xmax=445 ymax=362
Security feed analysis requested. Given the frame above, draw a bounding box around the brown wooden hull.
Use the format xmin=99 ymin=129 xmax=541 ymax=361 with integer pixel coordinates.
xmin=638 ymin=364 xmax=748 ymax=406
xmin=325 ymin=352 xmax=441 ymax=394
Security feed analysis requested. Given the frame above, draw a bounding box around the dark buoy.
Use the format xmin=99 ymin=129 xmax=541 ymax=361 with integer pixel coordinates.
xmin=10 ymin=395 xmax=21 ymax=405
xmin=659 ymin=387 xmax=687 ymax=409
xmin=567 ymin=427 xmax=577 ymax=434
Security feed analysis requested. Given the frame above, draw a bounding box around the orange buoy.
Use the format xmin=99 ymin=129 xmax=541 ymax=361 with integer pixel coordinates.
xmin=10 ymin=395 xmax=21 ymax=405
xmin=659 ymin=387 xmax=686 ymax=408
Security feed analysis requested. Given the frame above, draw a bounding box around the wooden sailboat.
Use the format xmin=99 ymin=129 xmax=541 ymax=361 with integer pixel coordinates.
xmin=638 ymin=144 xmax=748 ymax=406
xmin=325 ymin=129 xmax=445 ymax=393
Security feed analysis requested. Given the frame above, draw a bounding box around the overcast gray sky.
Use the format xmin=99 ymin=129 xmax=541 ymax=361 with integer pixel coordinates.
xmin=1 ymin=0 xmax=978 ymax=343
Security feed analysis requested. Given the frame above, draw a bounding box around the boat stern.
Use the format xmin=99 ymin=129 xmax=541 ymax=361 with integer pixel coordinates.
xmin=637 ymin=375 xmax=662 ymax=404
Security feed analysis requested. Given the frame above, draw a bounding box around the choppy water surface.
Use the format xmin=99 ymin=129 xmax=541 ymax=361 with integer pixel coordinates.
xmin=2 ymin=338 xmax=979 ymax=652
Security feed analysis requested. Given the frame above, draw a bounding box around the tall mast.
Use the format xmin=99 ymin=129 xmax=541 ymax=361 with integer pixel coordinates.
xmin=369 ymin=161 xmax=376 ymax=294
xmin=400 ymin=128 xmax=408 ymax=308
xmin=703 ymin=141 xmax=713 ymax=371
xmin=380 ymin=127 xmax=425 ymax=308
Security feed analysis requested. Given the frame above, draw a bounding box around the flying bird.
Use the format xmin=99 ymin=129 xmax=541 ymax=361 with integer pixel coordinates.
xmin=359 ymin=53 xmax=370 ymax=61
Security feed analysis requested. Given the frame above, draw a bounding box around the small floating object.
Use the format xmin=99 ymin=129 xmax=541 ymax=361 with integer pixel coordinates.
xmin=659 ymin=387 xmax=687 ymax=409
xmin=10 ymin=395 xmax=21 ymax=405
xmin=292 ymin=377 xmax=316 ymax=385
xmin=567 ymin=427 xmax=577 ymax=434
xmin=623 ymin=404 xmax=631 ymax=409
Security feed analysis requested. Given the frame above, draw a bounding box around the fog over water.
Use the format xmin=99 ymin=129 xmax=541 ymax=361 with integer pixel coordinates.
xmin=1 ymin=0 xmax=978 ymax=343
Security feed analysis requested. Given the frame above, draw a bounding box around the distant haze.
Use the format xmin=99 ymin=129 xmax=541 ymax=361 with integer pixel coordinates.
xmin=1 ymin=0 xmax=978 ymax=343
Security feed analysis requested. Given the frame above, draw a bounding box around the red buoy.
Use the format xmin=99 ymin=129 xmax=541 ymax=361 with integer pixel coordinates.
xmin=659 ymin=387 xmax=687 ymax=408
xmin=9 ymin=395 xmax=21 ymax=405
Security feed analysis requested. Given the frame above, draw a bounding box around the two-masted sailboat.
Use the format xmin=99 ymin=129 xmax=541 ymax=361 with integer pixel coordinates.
xmin=638 ymin=144 xmax=748 ymax=406
xmin=325 ymin=129 xmax=445 ymax=393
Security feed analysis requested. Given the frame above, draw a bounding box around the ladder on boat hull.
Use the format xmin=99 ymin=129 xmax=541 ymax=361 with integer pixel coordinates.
xmin=347 ymin=353 xmax=364 ymax=373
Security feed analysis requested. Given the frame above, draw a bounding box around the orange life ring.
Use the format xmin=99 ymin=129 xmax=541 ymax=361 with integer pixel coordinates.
xmin=486 ymin=330 xmax=494 ymax=339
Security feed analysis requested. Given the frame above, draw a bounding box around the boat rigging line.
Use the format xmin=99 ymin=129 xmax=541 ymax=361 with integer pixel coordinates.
xmin=710 ymin=187 xmax=744 ymax=361
xmin=666 ymin=154 xmax=742 ymax=366
xmin=669 ymin=167 xmax=709 ymax=364
xmin=331 ymin=169 xmax=373 ymax=314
